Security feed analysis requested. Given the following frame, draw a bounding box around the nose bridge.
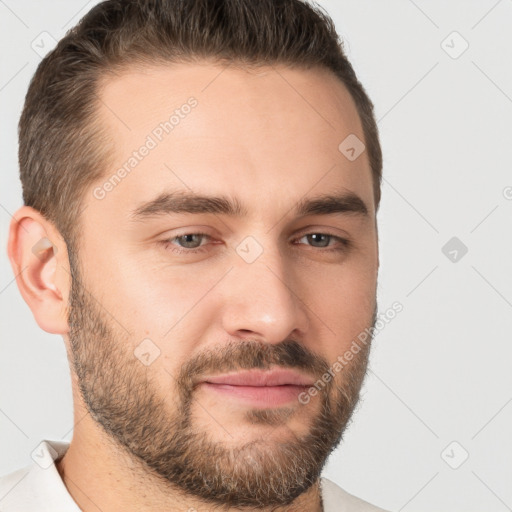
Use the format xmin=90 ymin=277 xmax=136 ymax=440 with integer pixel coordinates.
xmin=220 ymin=235 xmax=307 ymax=343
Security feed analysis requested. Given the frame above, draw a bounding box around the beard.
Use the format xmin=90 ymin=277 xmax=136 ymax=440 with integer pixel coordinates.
xmin=66 ymin=250 xmax=375 ymax=509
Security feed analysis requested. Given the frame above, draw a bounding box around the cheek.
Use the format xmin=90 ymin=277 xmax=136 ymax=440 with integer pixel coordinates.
xmin=302 ymin=255 xmax=377 ymax=351
xmin=315 ymin=284 xmax=374 ymax=344
xmin=82 ymin=244 xmax=211 ymax=354
xmin=87 ymin=229 xmax=376 ymax=359
xmin=108 ymin=259 xmax=221 ymax=361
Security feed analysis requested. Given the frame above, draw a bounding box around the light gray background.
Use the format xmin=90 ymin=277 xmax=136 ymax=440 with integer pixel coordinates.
xmin=1 ymin=1 xmax=512 ymax=511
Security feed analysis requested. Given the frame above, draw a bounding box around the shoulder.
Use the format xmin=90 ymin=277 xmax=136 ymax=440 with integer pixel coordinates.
xmin=320 ymin=477 xmax=391 ymax=512
xmin=0 ymin=464 xmax=38 ymax=512
xmin=0 ymin=465 xmax=31 ymax=495
xmin=0 ymin=440 xmax=79 ymax=512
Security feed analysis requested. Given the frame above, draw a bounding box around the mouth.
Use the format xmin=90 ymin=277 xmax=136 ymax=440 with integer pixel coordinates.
xmin=199 ymin=368 xmax=315 ymax=408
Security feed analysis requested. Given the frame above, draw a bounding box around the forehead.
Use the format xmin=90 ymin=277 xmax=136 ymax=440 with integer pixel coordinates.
xmin=89 ymin=61 xmax=374 ymax=222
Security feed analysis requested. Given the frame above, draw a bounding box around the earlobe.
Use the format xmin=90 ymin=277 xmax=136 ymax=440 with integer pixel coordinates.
xmin=7 ymin=206 xmax=71 ymax=335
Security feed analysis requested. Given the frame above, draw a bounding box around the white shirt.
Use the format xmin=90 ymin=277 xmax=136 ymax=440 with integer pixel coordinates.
xmin=0 ymin=440 xmax=389 ymax=511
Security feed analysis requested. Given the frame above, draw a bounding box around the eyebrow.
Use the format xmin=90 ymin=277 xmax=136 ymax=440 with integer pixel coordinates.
xmin=129 ymin=189 xmax=369 ymax=222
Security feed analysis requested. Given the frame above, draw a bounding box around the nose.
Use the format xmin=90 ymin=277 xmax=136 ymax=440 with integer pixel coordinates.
xmin=219 ymin=243 xmax=309 ymax=344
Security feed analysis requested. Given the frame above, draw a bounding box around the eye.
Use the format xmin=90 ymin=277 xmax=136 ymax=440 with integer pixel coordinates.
xmin=295 ymin=233 xmax=350 ymax=252
xmin=160 ymin=232 xmax=212 ymax=254
xmin=159 ymin=231 xmax=350 ymax=255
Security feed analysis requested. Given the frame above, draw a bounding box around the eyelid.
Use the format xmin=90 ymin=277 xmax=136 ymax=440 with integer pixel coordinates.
xmin=159 ymin=223 xmax=348 ymax=241
xmin=160 ymin=229 xmax=351 ymax=255
xmin=159 ymin=231 xmax=212 ymax=254
xmin=294 ymin=232 xmax=351 ymax=250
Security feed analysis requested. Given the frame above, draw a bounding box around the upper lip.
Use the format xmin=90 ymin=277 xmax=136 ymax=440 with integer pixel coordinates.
xmin=202 ymin=368 xmax=315 ymax=387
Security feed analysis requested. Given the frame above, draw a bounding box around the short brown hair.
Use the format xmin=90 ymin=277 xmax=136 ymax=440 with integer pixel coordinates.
xmin=19 ymin=0 xmax=382 ymax=254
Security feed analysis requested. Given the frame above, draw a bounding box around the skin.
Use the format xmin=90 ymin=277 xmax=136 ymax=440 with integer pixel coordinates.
xmin=8 ymin=61 xmax=379 ymax=512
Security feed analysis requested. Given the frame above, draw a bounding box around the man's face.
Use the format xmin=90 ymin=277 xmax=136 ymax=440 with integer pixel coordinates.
xmin=65 ymin=62 xmax=379 ymax=508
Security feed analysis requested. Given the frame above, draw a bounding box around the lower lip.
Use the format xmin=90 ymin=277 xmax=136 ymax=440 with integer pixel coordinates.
xmin=200 ymin=382 xmax=309 ymax=407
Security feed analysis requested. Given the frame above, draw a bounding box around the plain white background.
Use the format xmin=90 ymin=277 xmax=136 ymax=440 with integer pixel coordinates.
xmin=1 ymin=1 xmax=512 ymax=511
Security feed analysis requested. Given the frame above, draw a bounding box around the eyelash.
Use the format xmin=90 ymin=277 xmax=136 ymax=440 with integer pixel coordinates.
xmin=159 ymin=232 xmax=350 ymax=255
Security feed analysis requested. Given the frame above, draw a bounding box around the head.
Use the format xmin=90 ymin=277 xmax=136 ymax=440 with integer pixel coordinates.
xmin=9 ymin=0 xmax=382 ymax=509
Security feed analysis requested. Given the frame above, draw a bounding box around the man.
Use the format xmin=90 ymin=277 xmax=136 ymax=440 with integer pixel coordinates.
xmin=2 ymin=0 xmax=388 ymax=510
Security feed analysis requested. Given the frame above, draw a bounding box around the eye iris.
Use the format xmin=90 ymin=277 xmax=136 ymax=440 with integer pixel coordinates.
xmin=308 ymin=234 xmax=330 ymax=247
xmin=178 ymin=234 xmax=203 ymax=248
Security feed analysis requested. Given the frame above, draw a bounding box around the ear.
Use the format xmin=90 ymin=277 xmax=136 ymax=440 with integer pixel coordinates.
xmin=7 ymin=206 xmax=71 ymax=334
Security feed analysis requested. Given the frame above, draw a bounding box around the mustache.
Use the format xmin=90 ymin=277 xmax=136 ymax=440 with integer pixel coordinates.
xmin=177 ymin=339 xmax=330 ymax=393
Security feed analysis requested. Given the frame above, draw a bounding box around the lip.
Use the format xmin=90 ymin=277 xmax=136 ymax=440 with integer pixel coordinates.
xmin=198 ymin=368 xmax=315 ymax=408
xmin=200 ymin=382 xmax=310 ymax=407
xmin=201 ymin=368 xmax=315 ymax=387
